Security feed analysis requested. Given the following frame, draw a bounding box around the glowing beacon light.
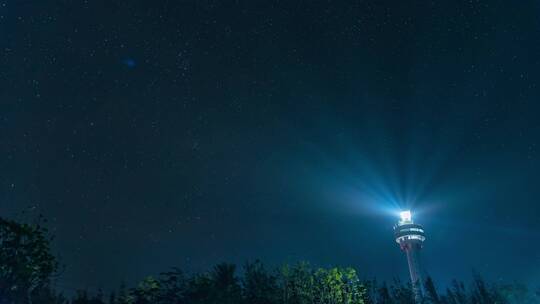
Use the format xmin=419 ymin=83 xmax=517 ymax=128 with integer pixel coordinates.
xmin=400 ymin=210 xmax=412 ymax=223
xmin=394 ymin=210 xmax=426 ymax=303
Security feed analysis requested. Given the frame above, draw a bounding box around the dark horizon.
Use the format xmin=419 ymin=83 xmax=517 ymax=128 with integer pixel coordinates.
xmin=2 ymin=0 xmax=540 ymax=294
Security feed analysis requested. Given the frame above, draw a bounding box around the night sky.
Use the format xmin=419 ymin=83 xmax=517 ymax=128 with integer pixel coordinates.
xmin=2 ymin=0 xmax=540 ymax=294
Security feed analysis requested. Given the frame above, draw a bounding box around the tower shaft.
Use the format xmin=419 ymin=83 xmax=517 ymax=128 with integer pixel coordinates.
xmin=403 ymin=243 xmax=423 ymax=302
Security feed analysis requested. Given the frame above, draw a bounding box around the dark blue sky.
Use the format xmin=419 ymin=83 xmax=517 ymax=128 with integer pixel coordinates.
xmin=1 ymin=0 xmax=540 ymax=293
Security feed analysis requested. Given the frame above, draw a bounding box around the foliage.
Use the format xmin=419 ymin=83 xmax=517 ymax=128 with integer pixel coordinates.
xmin=280 ymin=262 xmax=366 ymax=304
xmin=389 ymin=279 xmax=414 ymax=304
xmin=0 ymin=216 xmax=538 ymax=304
xmin=0 ymin=217 xmax=59 ymax=304
xmin=243 ymin=260 xmax=279 ymax=304
xmin=424 ymin=276 xmax=440 ymax=304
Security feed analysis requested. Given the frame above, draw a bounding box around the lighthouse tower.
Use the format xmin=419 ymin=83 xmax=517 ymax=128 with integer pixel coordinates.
xmin=394 ymin=210 xmax=426 ymax=303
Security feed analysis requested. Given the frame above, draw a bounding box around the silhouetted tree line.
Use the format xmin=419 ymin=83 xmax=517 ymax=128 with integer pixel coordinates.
xmin=1 ymin=217 xmax=538 ymax=304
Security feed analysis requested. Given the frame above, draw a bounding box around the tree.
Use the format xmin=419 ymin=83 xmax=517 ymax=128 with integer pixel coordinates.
xmin=360 ymin=279 xmax=376 ymax=304
xmin=31 ymin=287 xmax=66 ymax=304
xmin=471 ymin=274 xmax=496 ymax=304
xmin=209 ymin=263 xmax=242 ymax=304
xmin=390 ymin=280 xmax=414 ymax=304
xmin=497 ymin=282 xmax=538 ymax=304
xmin=158 ymin=268 xmax=187 ymax=303
xmin=450 ymin=280 xmax=467 ymax=304
xmin=72 ymin=290 xmax=88 ymax=304
xmin=130 ymin=276 xmax=161 ymax=304
xmin=279 ymin=263 xmax=366 ymax=304
xmin=116 ymin=282 xmax=131 ymax=304
xmin=424 ymin=276 xmax=441 ymax=304
xmin=314 ymin=267 xmax=366 ymax=304
xmin=0 ymin=217 xmax=59 ymax=304
xmin=243 ymin=260 xmax=279 ymax=304
xmin=183 ymin=264 xmax=243 ymax=304
xmin=109 ymin=291 xmax=117 ymax=304
xmin=315 ymin=268 xmax=346 ymax=304
xmin=377 ymin=282 xmax=394 ymax=304
xmin=185 ymin=273 xmax=214 ymax=304
xmin=280 ymin=262 xmax=315 ymax=304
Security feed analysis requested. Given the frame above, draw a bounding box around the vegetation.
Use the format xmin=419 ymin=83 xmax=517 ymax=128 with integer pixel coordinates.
xmin=0 ymin=217 xmax=537 ymax=304
xmin=0 ymin=217 xmax=63 ymax=304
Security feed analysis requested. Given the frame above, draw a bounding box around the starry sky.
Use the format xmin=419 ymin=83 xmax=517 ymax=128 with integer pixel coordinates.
xmin=2 ymin=0 xmax=540 ymax=293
